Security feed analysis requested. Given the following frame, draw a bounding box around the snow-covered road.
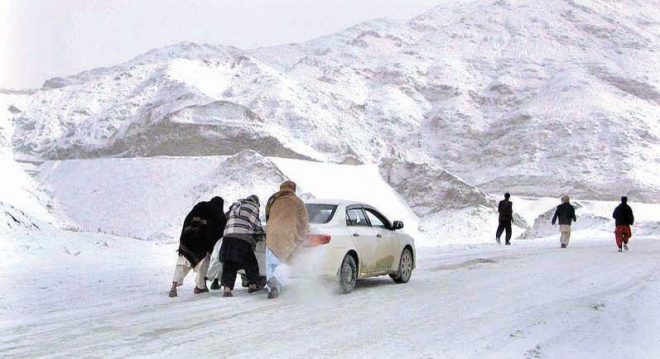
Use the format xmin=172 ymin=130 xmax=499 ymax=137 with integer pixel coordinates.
xmin=2 ymin=237 xmax=659 ymax=358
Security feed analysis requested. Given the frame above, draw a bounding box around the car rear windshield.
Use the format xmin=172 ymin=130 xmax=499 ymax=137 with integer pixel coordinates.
xmin=306 ymin=204 xmax=338 ymax=224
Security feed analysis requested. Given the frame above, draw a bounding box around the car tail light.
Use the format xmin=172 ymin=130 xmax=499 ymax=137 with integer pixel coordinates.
xmin=305 ymin=234 xmax=331 ymax=247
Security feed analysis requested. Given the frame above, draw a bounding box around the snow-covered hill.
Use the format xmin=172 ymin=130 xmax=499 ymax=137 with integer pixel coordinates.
xmin=36 ymin=153 xmax=425 ymax=242
xmin=4 ymin=0 xmax=660 ymax=201
xmin=0 ymin=94 xmax=56 ymax=230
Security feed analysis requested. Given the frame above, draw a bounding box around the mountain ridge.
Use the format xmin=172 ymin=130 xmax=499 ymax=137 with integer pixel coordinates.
xmin=3 ymin=0 xmax=659 ymax=201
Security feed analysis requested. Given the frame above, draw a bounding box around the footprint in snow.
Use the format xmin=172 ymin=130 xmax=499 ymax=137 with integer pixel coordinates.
xmin=524 ymin=344 xmax=542 ymax=359
xmin=63 ymin=247 xmax=81 ymax=256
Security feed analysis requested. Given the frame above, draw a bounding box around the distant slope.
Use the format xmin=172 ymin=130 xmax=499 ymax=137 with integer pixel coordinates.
xmin=36 ymin=153 xmax=428 ymax=242
xmin=28 ymin=154 xmax=660 ymax=245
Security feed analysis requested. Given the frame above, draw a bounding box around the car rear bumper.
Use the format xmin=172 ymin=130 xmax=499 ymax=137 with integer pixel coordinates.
xmin=294 ymin=245 xmax=346 ymax=280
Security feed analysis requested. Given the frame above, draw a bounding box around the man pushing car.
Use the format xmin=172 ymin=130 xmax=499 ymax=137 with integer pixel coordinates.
xmin=265 ymin=180 xmax=309 ymax=299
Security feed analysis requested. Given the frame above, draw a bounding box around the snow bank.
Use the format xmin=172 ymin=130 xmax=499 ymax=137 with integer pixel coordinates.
xmin=37 ymin=151 xmax=288 ymax=240
xmin=0 ymin=94 xmax=56 ymax=226
xmin=36 ymin=154 xmax=425 ymax=243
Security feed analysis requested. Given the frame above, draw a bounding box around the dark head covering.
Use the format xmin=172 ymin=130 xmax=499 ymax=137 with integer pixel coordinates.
xmin=621 ymin=196 xmax=628 ymax=204
xmin=504 ymin=193 xmax=510 ymax=199
xmin=210 ymin=196 xmax=224 ymax=209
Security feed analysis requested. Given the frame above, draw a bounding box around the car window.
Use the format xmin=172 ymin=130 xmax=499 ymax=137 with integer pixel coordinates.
xmin=305 ymin=204 xmax=337 ymax=224
xmin=364 ymin=209 xmax=388 ymax=229
xmin=346 ymin=208 xmax=370 ymax=227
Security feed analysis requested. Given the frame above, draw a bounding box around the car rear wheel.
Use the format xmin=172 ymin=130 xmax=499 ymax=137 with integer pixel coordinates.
xmin=390 ymin=248 xmax=413 ymax=283
xmin=339 ymin=254 xmax=357 ymax=294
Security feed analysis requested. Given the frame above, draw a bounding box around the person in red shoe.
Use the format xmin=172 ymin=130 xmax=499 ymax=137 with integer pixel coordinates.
xmin=613 ymin=196 xmax=635 ymax=252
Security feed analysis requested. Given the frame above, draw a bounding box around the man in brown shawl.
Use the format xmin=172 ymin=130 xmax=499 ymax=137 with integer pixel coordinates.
xmin=265 ymin=181 xmax=308 ymax=299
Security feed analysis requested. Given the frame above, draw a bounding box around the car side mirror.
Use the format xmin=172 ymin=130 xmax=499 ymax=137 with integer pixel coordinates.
xmin=392 ymin=221 xmax=404 ymax=230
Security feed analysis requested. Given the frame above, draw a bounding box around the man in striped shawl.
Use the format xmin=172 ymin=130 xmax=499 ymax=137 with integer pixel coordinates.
xmin=219 ymin=195 xmax=265 ymax=297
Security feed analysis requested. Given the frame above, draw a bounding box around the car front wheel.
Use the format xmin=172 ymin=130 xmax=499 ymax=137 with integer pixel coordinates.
xmin=339 ymin=254 xmax=357 ymax=294
xmin=390 ymin=248 xmax=413 ymax=283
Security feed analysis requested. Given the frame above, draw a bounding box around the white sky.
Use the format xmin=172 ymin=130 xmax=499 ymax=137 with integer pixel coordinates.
xmin=0 ymin=0 xmax=446 ymax=89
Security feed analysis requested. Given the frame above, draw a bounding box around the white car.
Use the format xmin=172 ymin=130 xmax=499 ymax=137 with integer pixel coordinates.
xmin=297 ymin=199 xmax=416 ymax=293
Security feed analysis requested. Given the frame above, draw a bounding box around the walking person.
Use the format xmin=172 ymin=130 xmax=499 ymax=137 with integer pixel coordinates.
xmin=496 ymin=193 xmax=513 ymax=245
xmin=265 ymin=181 xmax=309 ymax=299
xmin=551 ymin=195 xmax=576 ymax=248
xmin=219 ymin=195 xmax=265 ymax=297
xmin=613 ymin=196 xmax=635 ymax=252
xmin=169 ymin=197 xmax=226 ymax=298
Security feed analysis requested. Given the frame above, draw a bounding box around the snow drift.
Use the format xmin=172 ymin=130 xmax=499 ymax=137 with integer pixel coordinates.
xmin=37 ymin=150 xmax=292 ymax=240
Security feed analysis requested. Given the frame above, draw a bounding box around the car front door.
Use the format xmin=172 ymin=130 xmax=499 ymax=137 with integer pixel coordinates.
xmin=364 ymin=207 xmax=399 ymax=273
xmin=346 ymin=206 xmax=377 ymax=276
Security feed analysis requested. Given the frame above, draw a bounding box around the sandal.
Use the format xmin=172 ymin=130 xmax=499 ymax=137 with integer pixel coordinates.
xmin=193 ymin=286 xmax=209 ymax=294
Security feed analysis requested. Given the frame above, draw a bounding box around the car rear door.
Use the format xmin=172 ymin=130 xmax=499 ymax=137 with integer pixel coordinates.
xmin=363 ymin=207 xmax=399 ymax=273
xmin=345 ymin=206 xmax=377 ymax=276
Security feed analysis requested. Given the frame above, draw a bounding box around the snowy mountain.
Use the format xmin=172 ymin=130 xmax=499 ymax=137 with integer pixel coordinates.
xmin=4 ymin=0 xmax=659 ymax=202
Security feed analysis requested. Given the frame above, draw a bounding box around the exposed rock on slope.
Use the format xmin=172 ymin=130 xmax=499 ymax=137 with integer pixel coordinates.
xmin=0 ymin=203 xmax=42 ymax=234
xmin=378 ymin=158 xmax=491 ymax=216
xmin=379 ymin=157 xmax=529 ymax=242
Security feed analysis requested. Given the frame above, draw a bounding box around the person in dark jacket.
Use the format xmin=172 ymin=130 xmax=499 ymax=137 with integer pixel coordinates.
xmin=169 ymin=196 xmax=227 ymax=298
xmin=496 ymin=193 xmax=513 ymax=245
xmin=612 ymin=196 xmax=635 ymax=252
xmin=551 ymin=195 xmax=576 ymax=248
xmin=219 ymin=195 xmax=265 ymax=297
